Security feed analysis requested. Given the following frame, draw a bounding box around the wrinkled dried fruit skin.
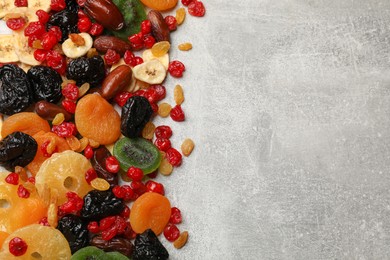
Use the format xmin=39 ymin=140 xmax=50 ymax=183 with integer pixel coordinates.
xmin=133 ymin=229 xmax=169 ymax=260
xmin=67 ymin=56 xmax=106 ymax=86
xmin=84 ymin=0 xmax=124 ymax=31
xmin=93 ymin=36 xmax=131 ymax=55
xmin=0 ymin=132 xmax=37 ymax=171
xmin=90 ymin=235 xmax=134 ymax=257
xmin=0 ymin=64 xmax=33 ymax=116
xmin=91 ymin=146 xmax=118 ymax=187
xmin=35 ymin=101 xmax=72 ymax=121
xmin=81 ymin=190 xmax=125 ymax=220
xmin=101 ymin=65 xmax=133 ymax=100
xmin=27 ymin=66 xmax=62 ymax=103
xmin=57 ymin=215 xmax=89 ymax=254
xmin=148 ymin=10 xmax=170 ymax=42
xmin=47 ymin=2 xmax=79 ymax=42
xmin=121 ymin=96 xmax=153 ymax=138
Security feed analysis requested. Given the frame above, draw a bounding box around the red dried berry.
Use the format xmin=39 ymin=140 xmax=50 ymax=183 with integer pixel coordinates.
xmin=99 ymin=216 xmax=116 ymax=231
xmin=48 ymin=26 xmax=62 ymax=41
xmin=166 ymin=148 xmax=182 ymax=166
xmin=17 ymin=185 xmax=30 ymax=198
xmin=181 ymin=0 xmax=194 ymax=6
xmin=120 ymin=205 xmax=130 ymax=218
xmin=123 ymin=50 xmax=135 ymax=65
xmin=188 ymin=0 xmax=206 ymax=17
xmin=105 ymin=156 xmax=120 ymax=174
xmin=128 ymin=32 xmax=144 ymax=50
xmin=170 ymin=105 xmax=185 ymax=122
xmin=145 ymin=180 xmax=165 ymax=195
xmin=150 ymin=103 xmax=158 ymax=114
xmin=87 ymin=221 xmax=100 ymax=233
xmin=6 ymin=18 xmax=26 ymax=31
xmin=14 ymin=0 xmax=27 ymax=7
xmin=24 ymin=21 xmax=45 ymax=37
xmin=50 ymin=0 xmax=66 ymax=11
xmin=39 ymin=217 xmax=50 ymax=226
xmin=149 ymin=85 xmax=166 ymax=101
xmin=155 ymin=125 xmax=172 ymax=139
xmin=114 ymin=91 xmax=133 ymax=107
xmin=61 ymin=99 xmax=77 ymax=114
xmin=140 ymin=20 xmax=151 ymax=34
xmin=122 ymin=185 xmax=136 ymax=201
xmin=46 ymin=50 xmax=66 ymax=74
xmin=89 ymin=23 xmax=104 ymax=36
xmin=129 ymin=56 xmax=143 ymax=67
xmin=5 ymin=173 xmax=19 ymax=185
xmin=168 ymin=60 xmax=185 ymax=78
xmin=104 ymin=49 xmax=120 ymax=66
xmin=36 ymin=10 xmax=50 ymax=24
xmin=170 ymin=207 xmax=182 ymax=224
xmin=77 ymin=17 xmax=92 ymax=32
xmin=9 ymin=237 xmax=28 ymax=256
xmin=163 ymin=223 xmax=180 ymax=242
xmin=41 ymin=140 xmax=58 ymax=157
xmin=27 ymin=177 xmax=35 ymax=184
xmin=62 ymin=83 xmax=79 ymax=101
xmin=112 ymin=185 xmax=125 ymax=199
xmin=52 ymin=122 xmax=77 ymax=138
xmin=126 ymin=166 xmax=144 ymax=181
xmin=77 ymin=9 xmax=87 ymax=18
xmin=33 ymin=49 xmax=48 ymax=62
xmin=77 ymin=0 xmax=86 ymax=6
xmin=164 ymin=16 xmax=177 ymax=31
xmin=154 ymin=138 xmax=171 ymax=152
xmin=59 ymin=192 xmax=84 ymax=214
xmin=130 ymin=181 xmax=147 ymax=196
xmin=85 ymin=168 xmax=97 ymax=184
xmin=143 ymin=34 xmax=156 ymax=49
xmin=143 ymin=88 xmax=158 ymax=103
xmin=102 ymin=225 xmax=118 ymax=241
xmin=41 ymin=31 xmax=58 ymax=50
xmin=84 ymin=145 xmax=93 ymax=159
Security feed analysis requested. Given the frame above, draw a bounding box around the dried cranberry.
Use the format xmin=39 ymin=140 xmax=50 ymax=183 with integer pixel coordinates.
xmin=9 ymin=237 xmax=27 ymax=256
xmin=128 ymin=32 xmax=144 ymax=50
xmin=50 ymin=0 xmax=66 ymax=11
xmin=52 ymin=122 xmax=77 ymax=138
xmin=126 ymin=166 xmax=144 ymax=181
xmin=112 ymin=185 xmax=125 ymax=199
xmin=123 ymin=50 xmax=135 ymax=65
xmin=78 ymin=9 xmax=87 ymax=18
xmin=62 ymin=99 xmax=77 ymax=114
xmin=36 ymin=10 xmax=50 ymax=24
xmin=141 ymin=20 xmax=152 ymax=34
xmin=154 ymin=138 xmax=171 ymax=152
xmin=163 ymin=224 xmax=180 ymax=242
xmin=122 ymin=185 xmax=136 ymax=201
xmin=99 ymin=216 xmax=116 ymax=231
xmin=62 ymin=83 xmax=79 ymax=100
xmin=59 ymin=192 xmax=84 ymax=214
xmin=33 ymin=49 xmax=48 ymax=62
xmin=114 ymin=91 xmax=133 ymax=107
xmin=17 ymin=185 xmax=30 ymax=198
xmin=170 ymin=105 xmax=185 ymax=122
xmin=89 ymin=23 xmax=103 ymax=36
xmin=104 ymin=49 xmax=120 ymax=66
xmin=85 ymin=168 xmax=97 ymax=184
xmin=150 ymin=103 xmax=158 ymax=114
xmin=84 ymin=145 xmax=93 ymax=159
xmin=5 ymin=173 xmax=19 ymax=185
xmin=105 ymin=156 xmax=120 ymax=174
xmin=14 ymin=0 xmax=27 ymax=7
xmin=150 ymin=85 xmax=166 ymax=101
xmin=120 ymin=205 xmax=130 ymax=218
xmin=24 ymin=21 xmax=45 ymax=37
xmin=188 ymin=0 xmax=206 ymax=17
xmin=39 ymin=217 xmax=50 ymax=226
xmin=170 ymin=207 xmax=182 ymax=224
xmin=155 ymin=125 xmax=172 ymax=139
xmin=46 ymin=50 xmax=66 ymax=74
xmin=143 ymin=34 xmax=156 ymax=49
xmin=164 ymin=16 xmax=177 ymax=31
xmin=77 ymin=0 xmax=86 ymax=6
xmin=48 ymin=26 xmax=62 ymax=41
xmin=166 ymin=148 xmax=182 ymax=166
xmin=181 ymin=0 xmax=194 ymax=6
xmin=41 ymin=31 xmax=58 ymax=50
xmin=145 ymin=180 xmax=165 ymax=195
xmin=41 ymin=139 xmax=58 ymax=157
xmin=6 ymin=18 xmax=26 ymax=31
xmin=87 ymin=221 xmax=100 ymax=233
xmin=77 ymin=17 xmax=92 ymax=32
xmin=130 ymin=181 xmax=147 ymax=195
xmin=129 ymin=56 xmax=143 ymax=67
xmin=168 ymin=60 xmax=185 ymax=78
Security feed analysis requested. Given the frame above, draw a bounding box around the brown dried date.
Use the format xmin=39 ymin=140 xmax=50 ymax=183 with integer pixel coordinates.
xmin=90 ymin=235 xmax=133 ymax=257
xmin=35 ymin=101 xmax=72 ymax=121
xmin=100 ymin=65 xmax=132 ymax=100
xmin=91 ymin=146 xmax=118 ymax=187
xmin=84 ymin=0 xmax=124 ymax=31
xmin=94 ymin=36 xmax=132 ymax=55
xmin=148 ymin=10 xmax=170 ymax=42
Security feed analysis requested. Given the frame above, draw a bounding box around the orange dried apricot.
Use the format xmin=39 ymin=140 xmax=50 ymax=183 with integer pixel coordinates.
xmin=140 ymin=0 xmax=178 ymax=11
xmin=130 ymin=192 xmax=171 ymax=235
xmin=1 ymin=112 xmax=50 ymax=138
xmin=0 ymin=231 xmax=8 ymax=247
xmin=75 ymin=94 xmax=121 ymax=145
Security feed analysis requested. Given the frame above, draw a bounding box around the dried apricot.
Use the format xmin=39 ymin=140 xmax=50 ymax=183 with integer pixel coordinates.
xmin=140 ymin=0 xmax=178 ymax=11
xmin=0 ymin=231 xmax=8 ymax=247
xmin=1 ymin=112 xmax=50 ymax=138
xmin=130 ymin=192 xmax=171 ymax=235
xmin=75 ymin=94 xmax=121 ymax=145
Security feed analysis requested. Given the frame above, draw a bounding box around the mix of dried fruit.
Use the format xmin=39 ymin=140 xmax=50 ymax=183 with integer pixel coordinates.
xmin=0 ymin=0 xmax=203 ymax=258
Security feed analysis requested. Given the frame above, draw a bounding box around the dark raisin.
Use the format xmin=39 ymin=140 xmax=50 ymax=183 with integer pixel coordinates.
xmin=0 ymin=132 xmax=37 ymax=171
xmin=121 ymin=96 xmax=153 ymax=138
xmin=90 ymin=235 xmax=133 ymax=257
xmin=66 ymin=56 xmax=106 ymax=86
xmin=46 ymin=3 xmax=78 ymax=42
xmin=57 ymin=215 xmax=89 ymax=254
xmin=133 ymin=229 xmax=169 ymax=260
xmin=0 ymin=64 xmax=33 ymax=116
xmin=81 ymin=190 xmax=125 ymax=220
xmin=91 ymin=146 xmax=118 ymax=188
xmin=27 ymin=66 xmax=62 ymax=103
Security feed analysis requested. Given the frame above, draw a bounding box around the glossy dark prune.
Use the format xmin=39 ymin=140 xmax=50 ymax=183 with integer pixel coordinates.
xmin=57 ymin=215 xmax=89 ymax=254
xmin=66 ymin=56 xmax=106 ymax=86
xmin=0 ymin=132 xmax=37 ymax=171
xmin=27 ymin=66 xmax=62 ymax=103
xmin=133 ymin=229 xmax=169 ymax=260
xmin=121 ymin=96 xmax=153 ymax=138
xmin=81 ymin=190 xmax=125 ymax=220
xmin=0 ymin=64 xmax=33 ymax=115
xmin=47 ymin=3 xmax=78 ymax=42
xmin=91 ymin=146 xmax=118 ymax=188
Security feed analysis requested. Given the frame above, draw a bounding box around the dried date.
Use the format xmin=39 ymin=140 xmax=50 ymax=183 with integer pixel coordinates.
xmin=90 ymin=235 xmax=133 ymax=257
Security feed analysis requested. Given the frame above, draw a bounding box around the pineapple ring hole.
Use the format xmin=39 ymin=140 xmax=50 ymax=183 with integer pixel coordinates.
xmin=63 ymin=176 xmax=77 ymax=191
xmin=31 ymin=252 xmax=43 ymax=259
xmin=0 ymin=199 xmax=10 ymax=209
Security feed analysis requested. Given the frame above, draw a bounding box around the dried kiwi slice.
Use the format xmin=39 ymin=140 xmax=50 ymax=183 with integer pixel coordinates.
xmin=70 ymin=246 xmax=106 ymax=260
xmin=106 ymin=252 xmax=130 ymax=260
xmin=113 ymin=137 xmax=161 ymax=174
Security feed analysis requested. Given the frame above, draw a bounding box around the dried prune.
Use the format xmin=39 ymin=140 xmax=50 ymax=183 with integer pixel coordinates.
xmin=133 ymin=229 xmax=169 ymax=260
xmin=47 ymin=2 xmax=78 ymax=42
xmin=121 ymin=96 xmax=153 ymax=138
xmin=81 ymin=190 xmax=125 ymax=220
xmin=0 ymin=64 xmax=33 ymax=116
xmin=57 ymin=214 xmax=89 ymax=254
xmin=67 ymin=56 xmax=106 ymax=86
xmin=0 ymin=132 xmax=37 ymax=171
xmin=90 ymin=235 xmax=133 ymax=257
xmin=91 ymin=146 xmax=118 ymax=188
xmin=27 ymin=66 xmax=62 ymax=103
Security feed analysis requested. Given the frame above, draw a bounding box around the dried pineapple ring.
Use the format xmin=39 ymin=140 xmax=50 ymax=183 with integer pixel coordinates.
xmin=0 ymin=224 xmax=71 ymax=259
xmin=0 ymin=172 xmax=47 ymax=236
xmin=35 ymin=150 xmax=93 ymax=205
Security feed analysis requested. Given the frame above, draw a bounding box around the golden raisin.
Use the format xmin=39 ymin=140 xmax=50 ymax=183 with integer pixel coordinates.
xmin=174 ymin=85 xmax=184 ymax=105
xmin=174 ymin=231 xmax=189 ymax=249
xmin=178 ymin=42 xmax=192 ymax=51
xmin=181 ymin=138 xmax=194 ymax=157
xmin=159 ymin=158 xmax=173 ymax=176
xmin=66 ymin=136 xmax=81 ymax=151
xmin=158 ymin=103 xmax=172 ymax=118
xmin=15 ymin=166 xmax=28 ymax=182
xmin=47 ymin=203 xmax=58 ymax=228
xmin=69 ymin=33 xmax=85 ymax=46
xmin=76 ymin=137 xmax=89 ymax=153
xmin=52 ymin=113 xmax=65 ymax=126
xmin=142 ymin=122 xmax=156 ymax=140
xmin=176 ymin=8 xmax=186 ymax=25
xmin=89 ymin=139 xmax=100 ymax=148
xmin=87 ymin=48 xmax=99 ymax=58
xmin=91 ymin=178 xmax=110 ymax=191
xmin=78 ymin=83 xmax=90 ymax=98
xmin=151 ymin=41 xmax=171 ymax=57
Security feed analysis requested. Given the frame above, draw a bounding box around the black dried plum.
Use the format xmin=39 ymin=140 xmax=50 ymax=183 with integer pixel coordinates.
xmin=133 ymin=229 xmax=169 ymax=260
xmin=81 ymin=190 xmax=124 ymax=220
xmin=121 ymin=96 xmax=153 ymax=138
xmin=47 ymin=3 xmax=78 ymax=42
xmin=57 ymin=214 xmax=89 ymax=254
xmin=0 ymin=64 xmax=33 ymax=115
xmin=91 ymin=146 xmax=118 ymax=188
xmin=67 ymin=56 xmax=106 ymax=86
xmin=0 ymin=132 xmax=37 ymax=171
xmin=27 ymin=66 xmax=62 ymax=103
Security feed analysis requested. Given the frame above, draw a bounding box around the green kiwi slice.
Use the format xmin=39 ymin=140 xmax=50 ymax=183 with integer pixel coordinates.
xmin=70 ymin=246 xmax=106 ymax=260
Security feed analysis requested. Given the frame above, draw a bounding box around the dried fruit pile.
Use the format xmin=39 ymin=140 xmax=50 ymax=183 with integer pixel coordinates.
xmin=0 ymin=0 xmax=205 ymax=258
